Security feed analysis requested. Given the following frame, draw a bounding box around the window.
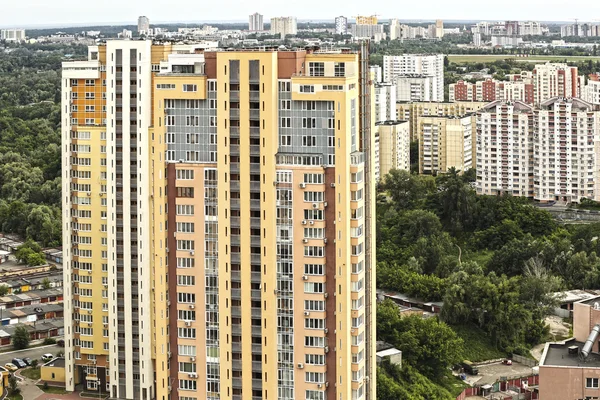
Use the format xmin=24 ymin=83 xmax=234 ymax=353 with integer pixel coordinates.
xmin=177 ymin=275 xmax=196 ymax=286
xmin=304 ymin=264 xmax=324 ymax=275
xmin=179 ymin=379 xmax=197 ymax=391
xmin=334 ymin=62 xmax=346 ymax=77
xmin=304 ymin=300 xmax=325 ymax=311
xmin=587 ymin=378 xmax=599 ymax=388
xmin=304 ymin=246 xmax=324 ymax=257
xmin=176 ymin=169 xmax=195 ymax=180
xmin=302 ymin=136 xmax=316 ymax=147
xmin=177 ymin=187 xmax=194 ymax=198
xmin=351 ymin=189 xmax=363 ymax=201
xmin=305 ymin=336 xmax=325 ymax=347
xmin=304 ymin=318 xmax=325 ymax=329
xmin=305 ymin=353 xmax=325 ymax=365
xmin=280 ymin=100 xmax=291 ymax=110
xmin=309 ymin=62 xmax=325 ymax=77
xmin=302 ymin=118 xmax=316 ymax=129
xmin=305 ymin=372 xmax=325 ymax=383
xmin=304 ymin=192 xmax=324 ymax=202
xmin=183 ymin=84 xmax=197 ymax=92
xmin=176 ymin=205 xmax=195 ymax=215
xmin=178 ymin=345 xmax=197 ymax=356
xmin=304 ymin=282 xmax=324 ymax=293
xmin=280 ymin=135 xmax=292 ymax=146
xmin=177 ymin=240 xmax=195 ymax=250
xmin=303 ymin=173 xmax=324 ymax=184
xmin=177 ymin=327 xmax=196 ymax=338
xmin=281 ymin=117 xmax=291 ymax=128
xmin=300 ymin=85 xmax=315 ymax=93
xmin=306 ymin=390 xmax=325 ymax=400
xmin=177 ymin=292 xmax=196 ymax=303
xmin=177 ymin=222 xmax=195 ymax=233
xmin=304 ymin=209 xmax=324 ymax=220
xmin=177 ymin=257 xmax=195 ymax=268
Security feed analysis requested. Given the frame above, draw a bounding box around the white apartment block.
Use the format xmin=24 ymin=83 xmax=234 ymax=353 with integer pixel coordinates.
xmin=374 ymin=83 xmax=397 ymax=123
xmin=248 ymin=13 xmax=264 ymax=31
xmin=476 ymin=101 xmax=535 ymax=197
xmin=270 ymin=16 xmax=297 ymax=37
xmin=534 ymin=98 xmax=600 ymax=203
xmin=383 ymin=55 xmax=444 ymax=102
xmin=583 ymin=79 xmax=600 ymax=105
xmin=370 ymin=65 xmax=382 ymax=83
xmin=350 ymin=24 xmax=384 ymax=42
xmin=1 ymin=29 xmax=26 ymax=42
xmin=137 ymin=16 xmax=149 ymax=34
xmin=396 ymin=75 xmax=434 ymax=102
xmin=533 ymin=63 xmax=583 ymax=106
xmin=375 ymin=120 xmax=410 ymax=180
xmin=335 ymin=16 xmax=348 ymax=35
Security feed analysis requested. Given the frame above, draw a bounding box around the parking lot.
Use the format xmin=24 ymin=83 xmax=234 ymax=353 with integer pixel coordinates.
xmin=463 ymin=361 xmax=536 ymax=385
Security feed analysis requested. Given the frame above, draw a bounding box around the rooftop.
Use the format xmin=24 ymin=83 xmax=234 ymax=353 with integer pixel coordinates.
xmin=43 ymin=357 xmax=65 ymax=368
xmin=542 ymin=340 xmax=600 ymax=368
xmin=376 ymin=120 xmax=409 ymax=126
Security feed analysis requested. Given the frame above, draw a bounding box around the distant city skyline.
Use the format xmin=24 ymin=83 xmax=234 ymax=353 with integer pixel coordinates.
xmin=0 ymin=0 xmax=597 ymax=28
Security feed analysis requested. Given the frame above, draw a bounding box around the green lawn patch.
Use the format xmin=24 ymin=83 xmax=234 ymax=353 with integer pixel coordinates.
xmin=452 ymin=323 xmax=507 ymax=362
xmin=7 ymin=394 xmax=23 ymax=400
xmin=462 ymin=249 xmax=494 ymax=268
xmin=20 ymin=367 xmax=40 ymax=380
xmin=435 ymin=368 xmax=470 ymax=397
xmin=37 ymin=385 xmax=68 ymax=394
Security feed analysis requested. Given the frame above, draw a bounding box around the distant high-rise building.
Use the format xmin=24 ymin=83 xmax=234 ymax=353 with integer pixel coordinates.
xmin=249 ymin=13 xmax=264 ymax=31
xmin=473 ymin=32 xmax=482 ymax=46
xmin=335 ymin=16 xmax=348 ymax=35
xmin=383 ymin=54 xmax=444 ymax=102
xmin=374 ymin=83 xmax=397 ymax=123
xmin=137 ymin=16 xmax=150 ymax=33
xmin=533 ymin=63 xmax=582 ymax=106
xmin=417 ymin=115 xmax=475 ymax=175
xmin=450 ymin=78 xmax=534 ymax=104
xmin=370 ymin=65 xmax=382 ymax=83
xmin=61 ymin=41 xmax=377 ymax=400
xmin=270 ymin=16 xmax=297 ymax=37
xmin=355 ymin=15 xmax=378 ymax=25
xmin=351 ymin=15 xmax=383 ymax=42
xmin=0 ymin=29 xmax=26 ymax=42
xmin=389 ymin=19 xmax=400 ymax=40
xmin=435 ymin=19 xmax=444 ymax=39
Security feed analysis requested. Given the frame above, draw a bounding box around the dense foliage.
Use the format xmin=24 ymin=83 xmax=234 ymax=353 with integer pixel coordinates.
xmin=0 ymin=45 xmax=79 ymax=246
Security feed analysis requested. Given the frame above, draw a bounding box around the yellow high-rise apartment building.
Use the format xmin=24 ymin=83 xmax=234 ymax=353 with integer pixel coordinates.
xmin=62 ymin=40 xmax=376 ymax=400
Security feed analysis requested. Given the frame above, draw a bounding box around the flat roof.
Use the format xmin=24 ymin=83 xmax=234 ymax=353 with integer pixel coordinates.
xmin=377 ymin=348 xmax=402 ymax=358
xmin=43 ymin=357 xmax=65 ymax=368
xmin=543 ymin=341 xmax=600 ymax=368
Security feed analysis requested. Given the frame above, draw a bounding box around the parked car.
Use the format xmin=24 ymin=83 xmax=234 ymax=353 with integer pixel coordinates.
xmin=502 ymin=359 xmax=513 ymax=365
xmin=461 ymin=360 xmax=479 ymax=375
xmin=56 ymin=339 xmax=65 ymax=347
xmin=22 ymin=358 xmax=32 ymax=366
xmin=41 ymin=354 xmax=54 ymax=362
xmin=4 ymin=363 xmax=17 ymax=372
xmin=11 ymin=358 xmax=26 ymax=368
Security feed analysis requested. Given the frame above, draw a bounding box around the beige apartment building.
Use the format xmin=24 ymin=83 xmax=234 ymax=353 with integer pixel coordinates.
xmin=417 ymin=115 xmax=475 ymax=175
xmin=397 ymin=101 xmax=486 ymax=141
xmin=62 ymin=41 xmax=376 ymax=400
xmin=374 ymin=120 xmax=410 ymax=180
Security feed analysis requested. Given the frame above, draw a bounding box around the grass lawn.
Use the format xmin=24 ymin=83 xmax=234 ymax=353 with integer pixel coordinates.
xmin=20 ymin=367 xmax=40 ymax=380
xmin=452 ymin=323 xmax=507 ymax=362
xmin=7 ymin=394 xmax=23 ymax=400
xmin=37 ymin=385 xmax=68 ymax=394
xmin=462 ymin=249 xmax=494 ymax=268
xmin=448 ymin=54 xmax=600 ymax=63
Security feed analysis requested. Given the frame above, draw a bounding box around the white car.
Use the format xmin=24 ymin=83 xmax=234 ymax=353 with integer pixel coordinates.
xmin=41 ymin=354 xmax=54 ymax=362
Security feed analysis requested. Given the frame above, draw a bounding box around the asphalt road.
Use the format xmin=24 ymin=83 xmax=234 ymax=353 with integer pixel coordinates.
xmin=0 ymin=344 xmax=62 ymax=366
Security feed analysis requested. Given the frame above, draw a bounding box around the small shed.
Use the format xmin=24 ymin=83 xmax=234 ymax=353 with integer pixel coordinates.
xmin=376 ymin=347 xmax=402 ymax=367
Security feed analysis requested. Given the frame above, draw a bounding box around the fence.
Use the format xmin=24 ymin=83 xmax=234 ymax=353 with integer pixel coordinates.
xmin=511 ymin=354 xmax=538 ymax=368
xmin=455 ymin=375 xmax=539 ymax=400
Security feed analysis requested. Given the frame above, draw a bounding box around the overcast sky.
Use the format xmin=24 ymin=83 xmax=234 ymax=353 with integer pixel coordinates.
xmin=0 ymin=0 xmax=590 ymax=27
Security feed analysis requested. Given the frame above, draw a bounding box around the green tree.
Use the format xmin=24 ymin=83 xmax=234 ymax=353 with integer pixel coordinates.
xmin=12 ymin=325 xmax=30 ymax=350
xmin=41 ymin=277 xmax=51 ymax=290
xmin=8 ymin=375 xmax=19 ymax=395
xmin=0 ymin=285 xmax=8 ymax=296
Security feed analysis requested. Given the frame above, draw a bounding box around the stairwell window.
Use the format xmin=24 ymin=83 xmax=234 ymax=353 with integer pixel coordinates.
xmin=586 ymin=378 xmax=599 ymax=388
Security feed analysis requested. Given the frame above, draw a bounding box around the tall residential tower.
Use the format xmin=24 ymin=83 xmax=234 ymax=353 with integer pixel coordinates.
xmin=62 ymin=41 xmax=376 ymax=400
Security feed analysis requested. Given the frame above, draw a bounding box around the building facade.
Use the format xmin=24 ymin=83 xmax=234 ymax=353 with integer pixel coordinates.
xmin=374 ymin=120 xmax=410 ymax=180
xmin=382 ymin=55 xmax=444 ymax=102
xmin=534 ymin=98 xmax=600 ymax=203
xmin=335 ymin=16 xmax=348 ymax=35
xmin=533 ymin=63 xmax=582 ymax=106
xmin=248 ymin=13 xmax=264 ymax=32
xmin=476 ymin=101 xmax=534 ymax=197
xmin=137 ymin=16 xmax=150 ymax=34
xmin=374 ymin=83 xmax=397 ymax=123
xmin=0 ymin=29 xmax=26 ymax=42
xmin=450 ymin=79 xmax=534 ymax=105
xmin=270 ymin=17 xmax=298 ymax=37
xmin=62 ymin=41 xmax=376 ymax=400
xmin=417 ymin=115 xmax=475 ymax=175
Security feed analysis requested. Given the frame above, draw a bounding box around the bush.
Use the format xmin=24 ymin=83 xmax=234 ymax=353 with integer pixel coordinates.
xmin=30 ymin=359 xmax=38 ymax=368
xmin=11 ymin=325 xmax=30 ymax=350
xmin=43 ymin=382 xmax=49 ymax=390
xmin=43 ymin=337 xmax=56 ymax=345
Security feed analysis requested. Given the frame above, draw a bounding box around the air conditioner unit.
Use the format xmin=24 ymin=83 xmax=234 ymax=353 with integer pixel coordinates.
xmin=297 ymin=363 xmax=304 ymax=369
xmin=304 ymin=311 xmax=310 ymax=316
xmin=309 ymin=220 xmax=315 ymax=225
xmin=273 ymin=181 xmax=278 ymax=186
xmin=88 ymin=270 xmax=92 ymax=274
xmin=190 ymin=250 xmax=195 ymax=256
xmin=324 ymin=201 xmax=328 ymax=207
xmin=188 ymin=373 xmax=198 ymax=378
xmin=189 ymin=304 xmax=195 ymax=309
xmin=88 ymin=323 xmax=92 ymax=327
xmin=75 ymin=320 xmax=80 ymax=325
xmin=302 ymin=220 xmax=307 ymax=225
xmin=167 ymin=351 xmax=172 ymax=358
xmin=87 ymin=192 xmax=92 ymax=196
xmin=302 ymin=238 xmax=308 ymax=243
xmin=167 ymin=300 xmax=171 ymax=306
xmin=317 ymin=384 xmax=322 ymax=388
xmin=324 ymin=293 xmax=328 ymax=298
xmin=99 ymin=193 xmax=104 ymax=197
xmin=325 ymin=381 xmax=329 ymax=388
xmin=185 ymin=321 xmax=191 ymax=327
xmin=166 ymin=248 xmax=169 ymax=253
xmin=325 ymin=346 xmax=329 ymax=353
xmin=88 ymin=310 xmax=93 ymax=314
xmin=167 ymin=385 xmax=172 ymax=392
xmin=299 ymin=183 xmax=306 ymax=189
xmin=324 ymin=328 xmax=328 ymax=334
xmin=312 ymin=203 xmax=318 ymax=209
xmin=323 ymin=238 xmax=327 ymax=244
xmin=190 ymin=357 xmax=196 ymax=362
xmin=330 ymin=183 xmax=336 ymax=188
xmin=302 ymin=275 xmax=309 ymax=281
